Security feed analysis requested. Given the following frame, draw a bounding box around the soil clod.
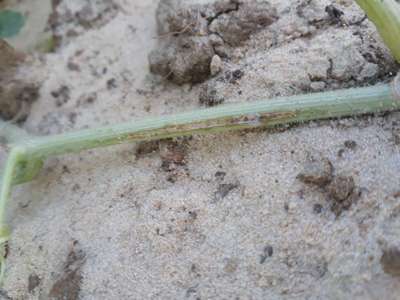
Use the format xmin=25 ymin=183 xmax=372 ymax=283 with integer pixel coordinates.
xmin=297 ymin=156 xmax=333 ymax=188
xmin=380 ymin=247 xmax=400 ymax=277
xmin=149 ymin=0 xmax=277 ymax=85
xmin=326 ymin=175 xmax=359 ymax=216
xmin=326 ymin=176 xmax=355 ymax=202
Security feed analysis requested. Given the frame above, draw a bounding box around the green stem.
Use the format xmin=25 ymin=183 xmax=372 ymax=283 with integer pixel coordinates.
xmin=356 ymin=0 xmax=400 ymax=63
xmin=23 ymin=83 xmax=396 ymax=159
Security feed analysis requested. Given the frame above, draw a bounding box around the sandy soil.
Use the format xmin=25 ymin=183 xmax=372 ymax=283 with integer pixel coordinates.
xmin=1 ymin=0 xmax=400 ymax=299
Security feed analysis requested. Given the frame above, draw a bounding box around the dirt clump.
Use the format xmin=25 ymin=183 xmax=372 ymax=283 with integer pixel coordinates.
xmin=135 ymin=140 xmax=160 ymax=158
xmin=297 ymin=156 xmax=333 ymax=187
xmin=326 ymin=175 xmax=359 ymax=216
xmin=380 ymin=247 xmax=400 ymax=277
xmin=298 ymin=156 xmax=359 ymax=216
xmin=48 ymin=241 xmax=86 ymax=300
xmin=149 ymin=0 xmax=278 ymax=85
xmin=28 ymin=273 xmax=41 ymax=294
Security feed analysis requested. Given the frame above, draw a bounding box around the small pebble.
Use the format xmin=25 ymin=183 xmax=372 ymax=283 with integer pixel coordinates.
xmin=210 ymin=55 xmax=223 ymax=76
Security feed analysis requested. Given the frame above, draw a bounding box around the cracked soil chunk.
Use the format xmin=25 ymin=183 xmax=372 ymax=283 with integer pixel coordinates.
xmin=149 ymin=0 xmax=277 ymax=85
xmin=208 ymin=1 xmax=277 ymax=46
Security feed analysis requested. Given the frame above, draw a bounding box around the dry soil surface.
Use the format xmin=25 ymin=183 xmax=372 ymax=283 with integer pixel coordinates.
xmin=1 ymin=0 xmax=400 ymax=299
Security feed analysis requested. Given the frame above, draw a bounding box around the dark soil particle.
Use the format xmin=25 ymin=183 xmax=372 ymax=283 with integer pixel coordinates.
xmin=214 ymin=183 xmax=239 ymax=202
xmin=51 ymin=85 xmax=71 ymax=107
xmin=313 ymin=203 xmax=323 ymax=214
xmin=380 ymin=247 xmax=400 ymax=277
xmin=106 ymin=78 xmax=117 ymax=89
xmin=28 ymin=273 xmax=41 ymax=293
xmin=214 ymin=171 xmax=227 ymax=181
xmin=67 ymin=61 xmax=81 ymax=72
xmin=324 ymin=5 xmax=344 ymax=25
xmin=260 ymin=245 xmax=273 ymax=264
xmin=344 ymin=140 xmax=357 ymax=150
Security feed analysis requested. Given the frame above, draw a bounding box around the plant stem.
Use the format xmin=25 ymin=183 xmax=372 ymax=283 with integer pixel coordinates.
xmin=22 ymin=83 xmax=397 ymax=159
xmin=355 ymin=0 xmax=400 ymax=63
